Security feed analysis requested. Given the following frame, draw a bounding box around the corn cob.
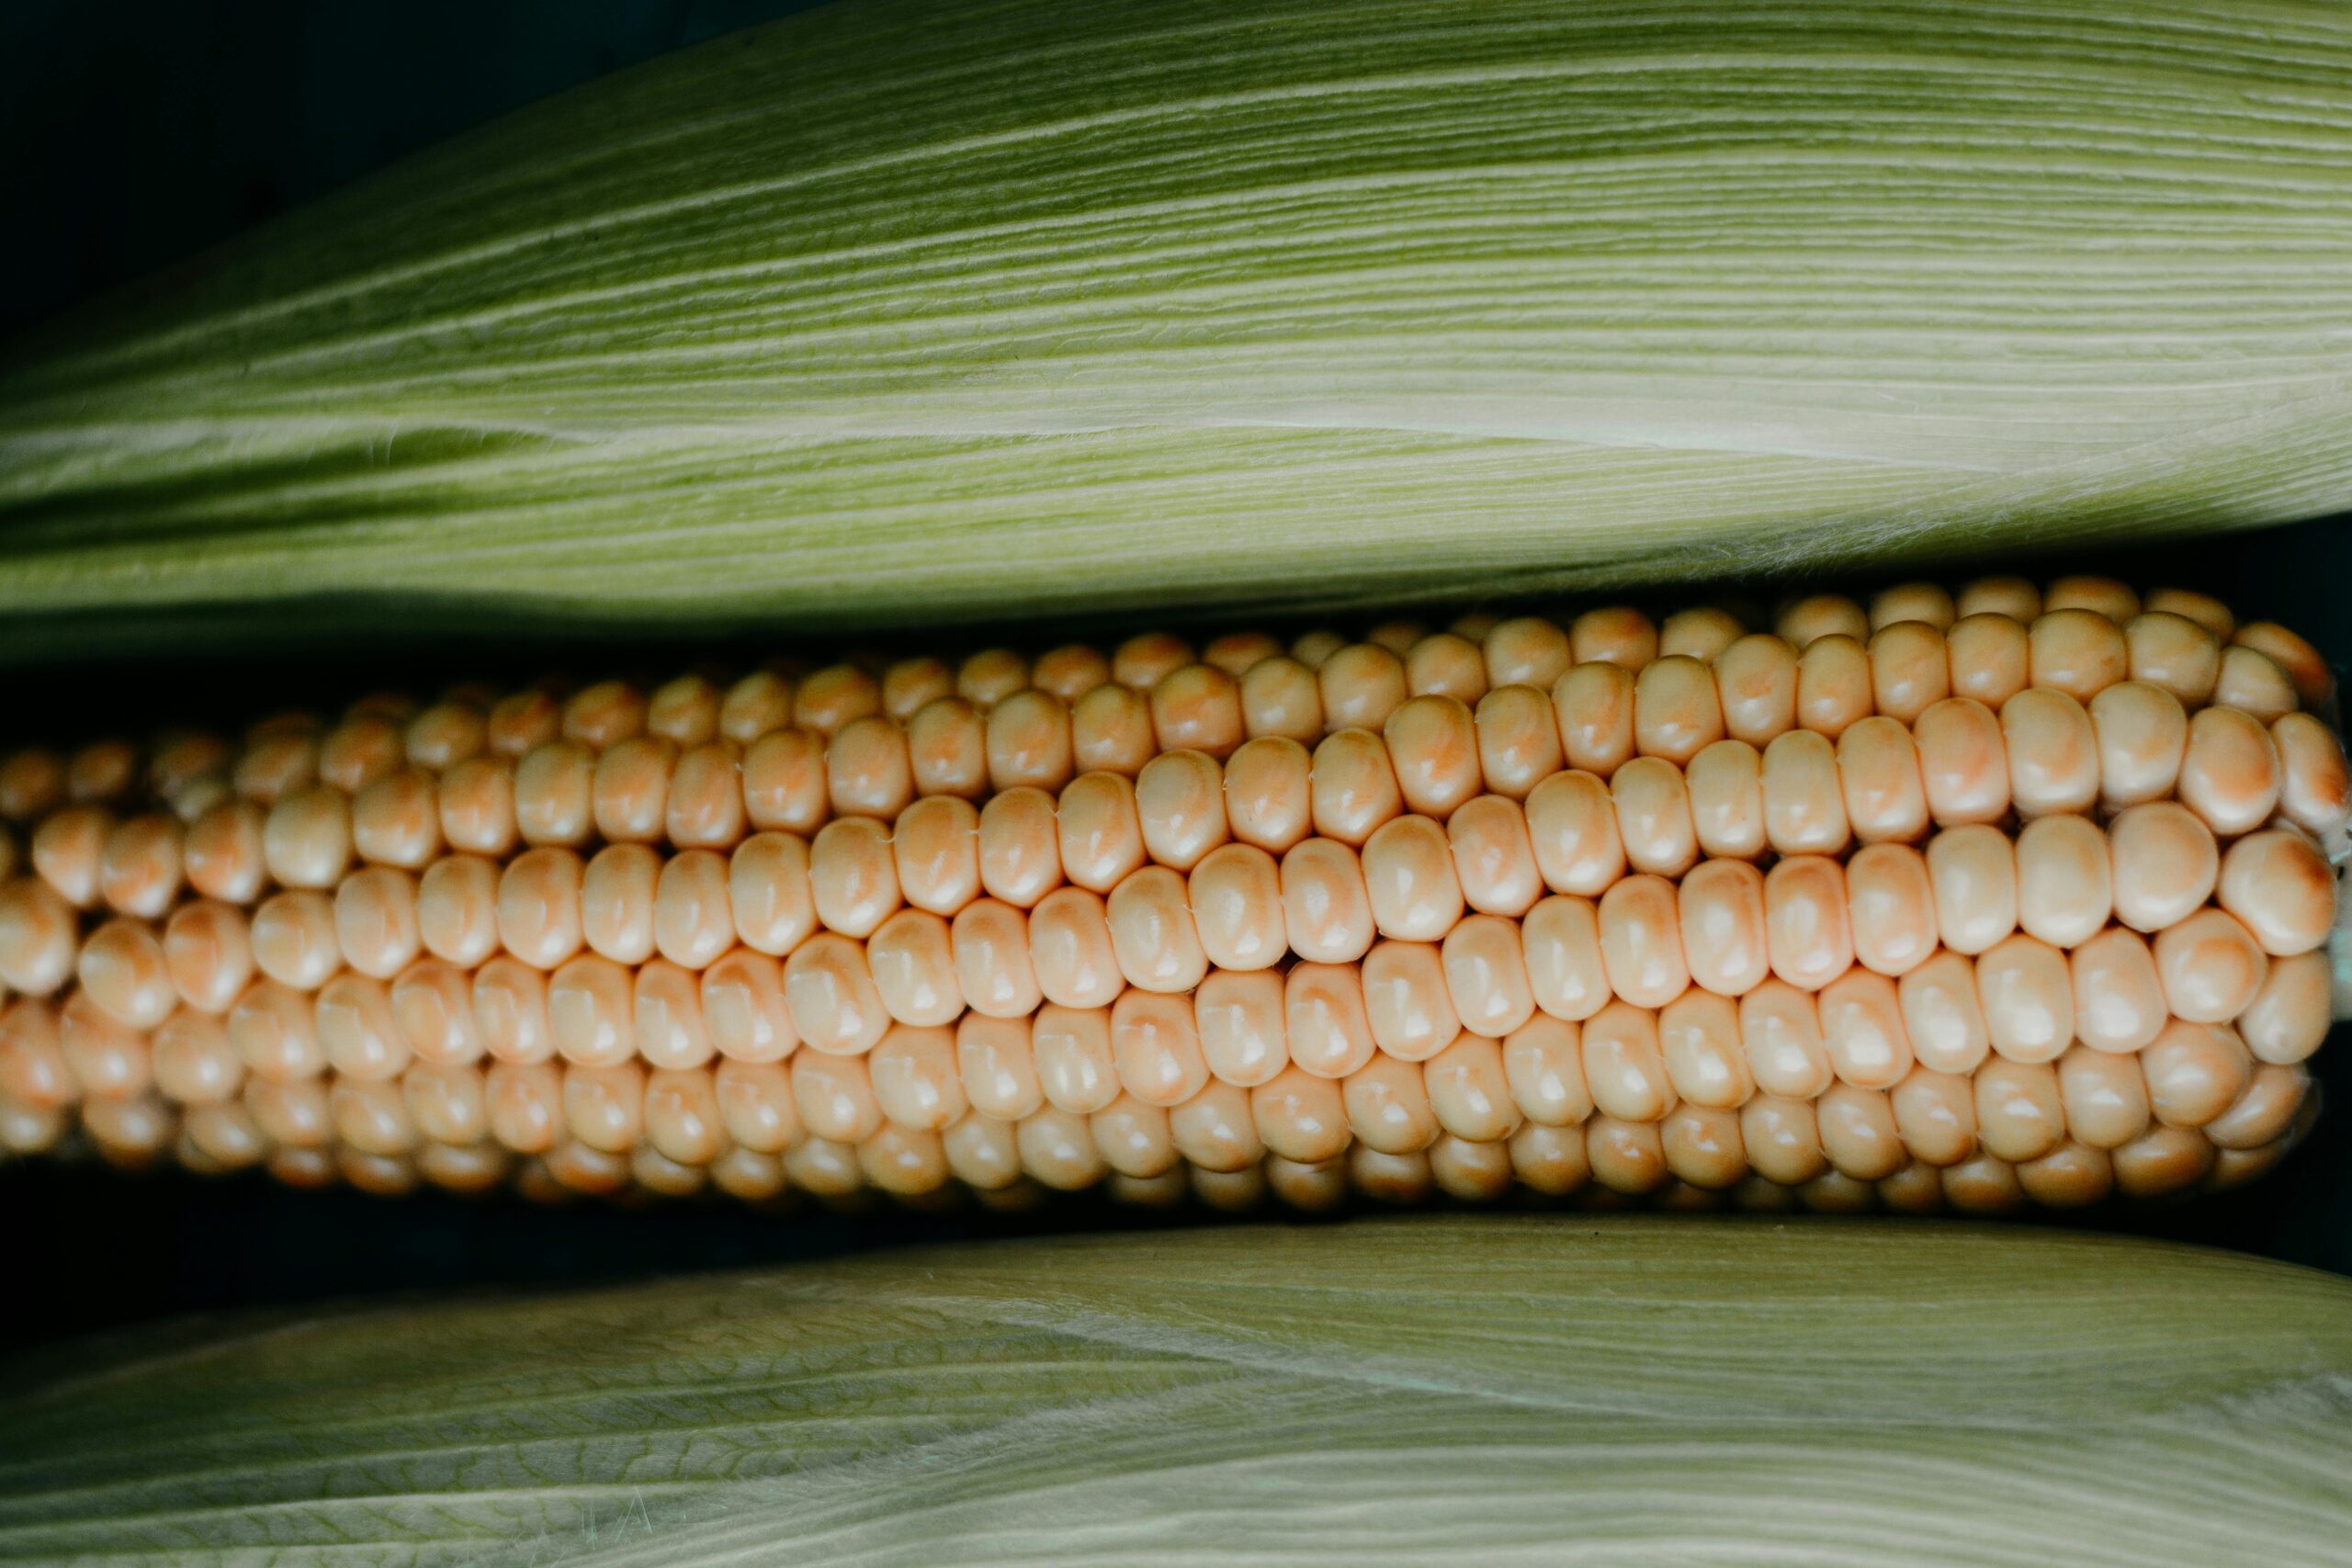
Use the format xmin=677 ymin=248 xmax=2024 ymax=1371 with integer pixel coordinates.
xmin=0 ymin=575 xmax=2339 ymax=1216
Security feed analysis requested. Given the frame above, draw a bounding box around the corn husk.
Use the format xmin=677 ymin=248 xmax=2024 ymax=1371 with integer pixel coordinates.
xmin=3 ymin=0 xmax=2352 ymax=660
xmin=2 ymin=1215 xmax=2348 ymax=1565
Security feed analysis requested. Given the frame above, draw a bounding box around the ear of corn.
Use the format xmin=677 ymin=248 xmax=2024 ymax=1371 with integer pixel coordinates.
xmin=2 ymin=1216 xmax=2349 ymax=1566
xmin=0 ymin=578 xmax=2339 ymax=1213
xmin=6 ymin=0 xmax=2352 ymax=659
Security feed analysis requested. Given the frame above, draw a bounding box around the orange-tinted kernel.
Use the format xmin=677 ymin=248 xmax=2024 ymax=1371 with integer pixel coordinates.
xmin=1238 ymin=656 xmax=1325 ymax=742
xmin=739 ymin=728 xmax=830 ymax=833
xmin=1188 ymin=844 xmax=1286 ymax=973
xmin=1836 ymin=717 xmax=1928 ymax=844
xmin=497 ymin=847 xmax=586 ymax=970
xmin=1845 ymin=842 xmax=1938 ymax=977
xmin=252 ymin=889 xmax=344 ymax=990
xmin=723 ymin=671 xmax=801 ymax=739
xmin=1761 ymin=730 xmax=1849 ymax=857
xmin=514 ymin=741 xmax=595 ymax=848
xmin=560 ymin=682 xmax=648 ymax=750
xmin=334 ymin=866 xmax=423 ymax=979
xmin=645 ymin=675 xmax=723 ymax=749
xmin=825 ymin=716 xmax=910 ymax=820
xmin=1794 ymin=635 xmax=1872 ymax=739
xmin=1776 ymin=595 xmax=1869 ymax=650
xmin=2001 ymin=688 xmax=2099 ymax=818
xmin=1522 ymin=770 xmax=1625 ymax=897
xmin=1483 ymin=617 xmax=1573 ymax=690
xmin=2213 ymin=646 xmax=2300 ymax=724
xmin=1658 ymin=606 xmax=1748 ymax=663
xmin=668 ymin=742 xmax=747 ymax=851
xmin=1976 ymin=934 xmax=2074 ymax=1064
xmin=2124 ymin=612 xmax=2222 ymax=707
xmin=1136 ymin=750 xmax=1230 ymax=871
xmin=1027 ymin=888 xmax=1124 ymax=1010
xmin=1764 ymin=854 xmax=1851 ymax=993
xmin=2068 ymin=927 xmax=2166 ymax=1055
xmin=1569 ymin=607 xmax=1659 ymax=670
xmin=907 ymin=698 xmax=997 ymax=807
xmin=394 ymin=960 xmax=484 ymax=1066
xmin=1149 ymin=665 xmax=1245 ymax=759
xmin=2177 ymin=706 xmax=2281 ymax=837
xmin=2013 ymin=815 xmax=2111 ymax=950
xmin=1223 ymin=737 xmax=1312 ymax=854
xmin=1948 ymin=614 xmax=2031 ymax=708
xmin=1403 ymin=633 xmax=1487 ymax=705
xmin=98 ymin=815 xmax=183 ymax=918
xmin=163 ymin=899 xmax=253 ymax=1014
xmin=985 ymin=690 xmax=1074 ymax=793
xmin=1713 ymin=635 xmax=1799 ymax=747
xmin=0 ymin=879 xmax=77 ymax=997
xmin=1818 ymin=969 xmax=1913 ymax=1089
xmin=1192 ymin=971 xmax=1287 ymax=1088
xmin=1554 ymin=661 xmax=1637 ymax=777
xmin=1308 ymin=728 xmax=1403 ymax=847
xmin=2273 ymin=713 xmax=2351 ymax=842
xmin=1281 ymin=838 xmax=1374 ymax=964
xmin=977 ymin=788 xmax=1063 ymax=908
xmin=1868 ymin=621 xmax=1951 ymax=725
xmin=1361 ymin=815 xmax=1464 ymax=942
xmin=33 ymin=804 xmax=113 ymax=908
xmin=1447 ymin=794 xmax=1543 ymax=918
xmin=809 ymin=818 xmax=901 ymax=939
xmin=792 ymin=666 xmax=880 ymax=738
xmin=1385 ymin=696 xmax=1483 ymax=818
xmin=653 ymin=849 xmax=734 ymax=969
xmin=484 ymin=689 xmax=562 ymax=759
xmin=438 ymin=757 xmax=518 ymax=858
xmin=2154 ymin=908 xmax=2268 ymax=1024
xmin=1611 ymin=756 xmax=1698 ymax=877
xmin=1069 ymin=683 xmax=1157 ymax=777
xmin=783 ymin=932 xmax=890 ymax=1055
xmin=2233 ymin=622 xmax=2335 ymax=712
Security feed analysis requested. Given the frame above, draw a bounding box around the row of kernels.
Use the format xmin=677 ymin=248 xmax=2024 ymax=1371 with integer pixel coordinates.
xmin=10 ymin=921 xmax=2314 ymax=1162
xmin=769 ymin=817 xmax=2314 ymax=1039
xmin=9 ymin=807 xmax=2332 ymax=1073
xmin=525 ymin=631 xmax=2320 ymax=833
xmin=549 ymin=1032 xmax=2289 ymax=1182
xmin=439 ymin=679 xmax=2313 ymax=857
xmin=1793 ymin=578 xmax=2328 ymax=703
xmin=9 ymin=1021 xmax=2304 ymax=1210
xmin=14 ymin=926 xmax=2314 ymax=1146
xmin=17 ymin=674 xmax=2331 ymax=943
xmin=938 ymin=588 xmax=2315 ymax=740
xmin=0 ymin=629 xmax=1323 ymax=829
xmin=1004 ymin=593 xmax=2301 ymax=742
xmin=7 ymin=1094 xmax=2290 ymax=1211
xmin=532 ymin=839 xmax=2302 ymax=1057
xmin=0 ymin=669 xmax=767 ymax=824
xmin=413 ymin=1101 xmax=2279 ymax=1207
xmin=696 ymin=1059 xmax=2308 ymax=1207
xmin=1304 ymin=581 xmax=2316 ymax=726
xmin=3 ymin=580 xmax=2328 ymax=840
xmin=31 ymin=639 xmax=2346 ymax=921
xmin=444 ymin=735 xmax=2332 ymax=983
xmin=6 ymin=577 xmax=2242 ymax=808
xmin=0 ymin=741 xmax=147 ymax=821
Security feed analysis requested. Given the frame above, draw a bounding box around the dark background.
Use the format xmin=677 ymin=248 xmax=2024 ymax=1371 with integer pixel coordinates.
xmin=1 ymin=0 xmax=2346 ymax=1348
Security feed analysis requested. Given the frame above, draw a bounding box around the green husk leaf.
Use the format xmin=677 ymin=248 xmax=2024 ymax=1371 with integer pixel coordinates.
xmin=3 ymin=1216 xmax=2350 ymax=1565
xmin=4 ymin=0 xmax=2352 ymax=660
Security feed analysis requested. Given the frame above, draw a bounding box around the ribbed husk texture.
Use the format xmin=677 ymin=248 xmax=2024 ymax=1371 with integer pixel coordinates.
xmin=3 ymin=0 xmax=2352 ymax=658
xmin=2 ymin=1216 xmax=2350 ymax=1565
